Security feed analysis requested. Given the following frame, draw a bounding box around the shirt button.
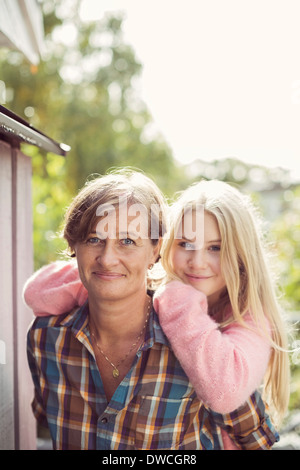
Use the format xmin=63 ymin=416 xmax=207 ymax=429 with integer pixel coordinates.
xmin=101 ymin=417 xmax=108 ymax=424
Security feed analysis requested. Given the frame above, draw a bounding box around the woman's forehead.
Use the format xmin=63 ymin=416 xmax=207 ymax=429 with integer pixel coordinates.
xmin=93 ymin=203 xmax=152 ymax=240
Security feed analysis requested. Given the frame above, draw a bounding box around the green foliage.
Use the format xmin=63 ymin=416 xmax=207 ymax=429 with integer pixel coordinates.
xmin=270 ymin=186 xmax=300 ymax=413
xmin=22 ymin=145 xmax=71 ymax=268
xmin=271 ymin=186 xmax=300 ymax=310
xmin=0 ymin=3 xmax=183 ymax=267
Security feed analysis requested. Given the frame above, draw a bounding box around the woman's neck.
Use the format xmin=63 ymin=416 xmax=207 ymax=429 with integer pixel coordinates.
xmin=88 ymin=290 xmax=150 ymax=345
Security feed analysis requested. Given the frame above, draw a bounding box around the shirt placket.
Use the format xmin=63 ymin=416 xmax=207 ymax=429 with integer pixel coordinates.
xmin=71 ymin=315 xmax=113 ymax=448
xmin=71 ymin=307 xmax=162 ymax=450
xmin=72 ymin=315 xmax=144 ymax=449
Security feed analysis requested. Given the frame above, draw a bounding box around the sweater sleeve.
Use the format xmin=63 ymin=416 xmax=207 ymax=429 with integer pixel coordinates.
xmin=22 ymin=260 xmax=88 ymax=316
xmin=153 ymin=280 xmax=271 ymax=414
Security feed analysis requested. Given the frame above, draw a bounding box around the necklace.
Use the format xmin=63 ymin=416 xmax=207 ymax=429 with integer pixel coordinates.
xmin=90 ymin=297 xmax=151 ymax=379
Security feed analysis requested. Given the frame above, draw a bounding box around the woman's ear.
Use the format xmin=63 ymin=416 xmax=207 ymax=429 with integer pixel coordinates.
xmin=152 ymin=238 xmax=162 ymax=264
xmin=71 ymin=244 xmax=78 ymax=258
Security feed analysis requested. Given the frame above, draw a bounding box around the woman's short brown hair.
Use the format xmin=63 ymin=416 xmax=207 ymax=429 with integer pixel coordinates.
xmin=63 ymin=168 xmax=168 ymax=254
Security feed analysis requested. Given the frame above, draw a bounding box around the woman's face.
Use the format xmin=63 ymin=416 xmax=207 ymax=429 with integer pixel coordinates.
xmin=74 ymin=206 xmax=160 ymax=303
xmin=170 ymin=211 xmax=226 ymax=306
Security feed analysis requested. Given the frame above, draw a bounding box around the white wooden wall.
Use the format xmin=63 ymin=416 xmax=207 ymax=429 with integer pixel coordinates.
xmin=0 ymin=140 xmax=36 ymax=449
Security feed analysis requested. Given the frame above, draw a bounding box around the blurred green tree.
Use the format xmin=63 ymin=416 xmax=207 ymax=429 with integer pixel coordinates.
xmin=272 ymin=187 xmax=300 ymax=309
xmin=0 ymin=1 xmax=184 ymax=268
xmin=271 ymin=186 xmax=300 ymax=412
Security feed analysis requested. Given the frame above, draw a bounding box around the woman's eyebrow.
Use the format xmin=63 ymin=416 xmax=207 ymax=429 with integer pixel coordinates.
xmin=119 ymin=231 xmax=141 ymax=239
xmin=91 ymin=230 xmax=143 ymax=239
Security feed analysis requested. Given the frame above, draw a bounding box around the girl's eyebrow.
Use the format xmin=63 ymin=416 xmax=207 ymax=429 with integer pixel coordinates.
xmin=177 ymin=237 xmax=221 ymax=243
xmin=176 ymin=236 xmax=196 ymax=242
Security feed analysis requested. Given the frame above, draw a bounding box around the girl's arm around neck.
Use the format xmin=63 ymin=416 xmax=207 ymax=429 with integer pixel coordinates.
xmin=153 ymin=280 xmax=271 ymax=414
xmin=23 ymin=260 xmax=87 ymax=316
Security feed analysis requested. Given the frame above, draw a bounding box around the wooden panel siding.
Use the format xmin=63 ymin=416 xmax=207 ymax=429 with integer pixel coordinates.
xmin=13 ymin=148 xmax=36 ymax=450
xmin=0 ymin=141 xmax=15 ymax=449
xmin=0 ymin=142 xmax=36 ymax=449
xmin=0 ymin=105 xmax=69 ymax=449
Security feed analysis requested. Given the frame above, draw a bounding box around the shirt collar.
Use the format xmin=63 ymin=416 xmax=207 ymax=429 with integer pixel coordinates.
xmin=143 ymin=308 xmax=169 ymax=350
xmin=58 ymin=302 xmax=89 ymax=331
xmin=59 ymin=300 xmax=169 ymax=350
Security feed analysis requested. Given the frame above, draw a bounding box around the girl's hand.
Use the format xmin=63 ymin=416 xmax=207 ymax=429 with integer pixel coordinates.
xmin=153 ymin=280 xmax=207 ymax=324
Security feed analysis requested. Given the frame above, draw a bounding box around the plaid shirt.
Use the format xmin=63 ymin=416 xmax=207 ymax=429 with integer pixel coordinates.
xmin=27 ymin=302 xmax=279 ymax=450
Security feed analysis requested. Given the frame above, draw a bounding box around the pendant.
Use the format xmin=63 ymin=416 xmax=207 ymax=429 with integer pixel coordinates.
xmin=112 ymin=368 xmax=119 ymax=378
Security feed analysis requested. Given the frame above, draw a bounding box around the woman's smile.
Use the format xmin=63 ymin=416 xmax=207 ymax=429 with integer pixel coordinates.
xmin=92 ymin=270 xmax=126 ymax=280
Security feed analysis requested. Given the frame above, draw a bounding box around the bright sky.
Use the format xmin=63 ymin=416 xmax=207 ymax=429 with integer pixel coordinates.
xmin=80 ymin=0 xmax=300 ymax=181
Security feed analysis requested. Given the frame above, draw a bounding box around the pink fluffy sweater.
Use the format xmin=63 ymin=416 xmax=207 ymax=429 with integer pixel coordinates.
xmin=23 ymin=261 xmax=272 ymax=450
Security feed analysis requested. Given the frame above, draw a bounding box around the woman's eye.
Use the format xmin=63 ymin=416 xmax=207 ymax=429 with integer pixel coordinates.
xmin=86 ymin=237 xmax=101 ymax=245
xmin=121 ymin=238 xmax=135 ymax=246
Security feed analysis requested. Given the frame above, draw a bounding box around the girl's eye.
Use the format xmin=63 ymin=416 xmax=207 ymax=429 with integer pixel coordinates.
xmin=179 ymin=241 xmax=195 ymax=250
xmin=209 ymin=245 xmax=221 ymax=252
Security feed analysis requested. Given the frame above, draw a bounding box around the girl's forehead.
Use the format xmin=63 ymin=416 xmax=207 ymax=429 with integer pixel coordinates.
xmin=175 ymin=210 xmax=221 ymax=242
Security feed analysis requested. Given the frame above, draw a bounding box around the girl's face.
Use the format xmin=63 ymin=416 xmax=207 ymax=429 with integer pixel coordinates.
xmin=170 ymin=211 xmax=226 ymax=306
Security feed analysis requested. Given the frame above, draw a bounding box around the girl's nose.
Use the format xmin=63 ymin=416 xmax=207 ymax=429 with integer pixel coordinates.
xmin=188 ymin=249 xmax=208 ymax=269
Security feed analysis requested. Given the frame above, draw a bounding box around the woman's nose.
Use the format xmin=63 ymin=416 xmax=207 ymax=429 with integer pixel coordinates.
xmin=96 ymin=242 xmax=118 ymax=267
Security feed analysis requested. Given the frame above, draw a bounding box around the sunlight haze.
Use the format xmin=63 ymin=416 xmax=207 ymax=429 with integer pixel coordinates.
xmin=80 ymin=0 xmax=300 ymax=181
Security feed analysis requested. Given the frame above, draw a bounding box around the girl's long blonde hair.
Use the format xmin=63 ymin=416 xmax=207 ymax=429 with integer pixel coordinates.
xmin=161 ymin=179 xmax=291 ymax=427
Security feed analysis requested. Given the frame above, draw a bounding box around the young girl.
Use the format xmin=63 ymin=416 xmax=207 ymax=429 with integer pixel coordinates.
xmin=153 ymin=179 xmax=290 ymax=429
xmin=23 ymin=179 xmax=289 ymax=444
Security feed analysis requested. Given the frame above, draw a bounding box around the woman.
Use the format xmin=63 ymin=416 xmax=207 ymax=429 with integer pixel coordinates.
xmin=26 ymin=169 xmax=279 ymax=450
